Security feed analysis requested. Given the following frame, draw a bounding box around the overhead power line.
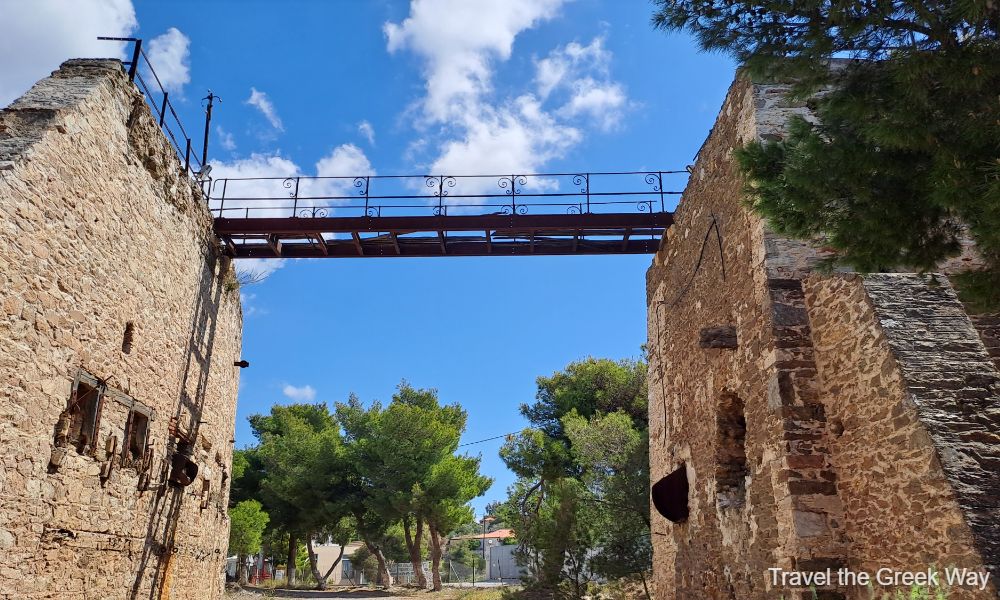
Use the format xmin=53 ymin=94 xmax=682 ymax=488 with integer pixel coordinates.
xmin=457 ymin=432 xmax=518 ymax=447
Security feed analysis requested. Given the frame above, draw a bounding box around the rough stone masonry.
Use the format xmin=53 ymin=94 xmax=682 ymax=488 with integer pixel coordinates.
xmin=646 ymin=73 xmax=1000 ymax=599
xmin=0 ymin=60 xmax=242 ymax=599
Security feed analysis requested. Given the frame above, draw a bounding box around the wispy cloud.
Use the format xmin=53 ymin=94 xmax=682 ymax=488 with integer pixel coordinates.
xmin=282 ymin=384 xmax=316 ymax=402
xmin=146 ymin=27 xmax=190 ymax=93
xmin=239 ymin=292 xmax=267 ymax=317
xmin=357 ymin=120 xmax=375 ymax=145
xmin=210 ymin=143 xmax=375 ymax=277
xmin=384 ymin=1 xmax=630 ymax=182
xmin=246 ymin=87 xmax=283 ymax=131
xmin=216 ymin=126 xmax=236 ymax=151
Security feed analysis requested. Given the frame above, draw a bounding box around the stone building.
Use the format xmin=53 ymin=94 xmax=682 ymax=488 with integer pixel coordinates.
xmin=646 ymin=73 xmax=1000 ymax=598
xmin=0 ymin=60 xmax=242 ymax=599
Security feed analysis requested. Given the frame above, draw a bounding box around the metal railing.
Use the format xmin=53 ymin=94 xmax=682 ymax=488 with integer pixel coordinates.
xmin=98 ymin=37 xmax=205 ymax=177
xmin=208 ymin=171 xmax=686 ymax=219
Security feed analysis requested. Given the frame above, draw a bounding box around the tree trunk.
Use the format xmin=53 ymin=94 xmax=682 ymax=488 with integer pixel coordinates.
xmin=237 ymin=553 xmax=247 ymax=585
xmin=428 ymin=526 xmax=443 ymax=591
xmin=286 ymin=532 xmax=297 ymax=586
xmin=306 ymin=534 xmax=325 ymax=590
xmin=402 ymin=515 xmax=428 ymax=588
xmin=364 ymin=538 xmax=393 ymax=588
xmin=305 ymin=535 xmax=346 ymax=590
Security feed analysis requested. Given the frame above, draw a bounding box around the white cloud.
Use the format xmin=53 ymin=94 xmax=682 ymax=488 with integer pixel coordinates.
xmin=246 ymin=87 xmax=283 ymax=131
xmin=0 ymin=0 xmax=138 ymax=107
xmin=216 ymin=126 xmax=236 ymax=151
xmin=534 ymin=37 xmax=611 ymax=98
xmin=558 ymin=78 xmax=627 ymax=130
xmin=385 ymin=2 xmax=630 ymax=188
xmin=239 ymin=291 xmax=267 ymax=317
xmin=210 ymin=144 xmax=374 ymax=272
xmin=145 ymin=27 xmax=190 ymax=93
xmin=282 ymin=384 xmax=316 ymax=402
xmin=432 ymin=95 xmax=581 ymax=177
xmin=384 ymin=0 xmax=567 ymax=122
xmin=357 ymin=120 xmax=375 ymax=145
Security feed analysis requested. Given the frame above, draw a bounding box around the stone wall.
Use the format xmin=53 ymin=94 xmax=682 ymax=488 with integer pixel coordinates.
xmin=647 ymin=72 xmax=999 ymax=599
xmin=0 ymin=60 xmax=242 ymax=599
xmin=806 ymin=274 xmax=1000 ymax=598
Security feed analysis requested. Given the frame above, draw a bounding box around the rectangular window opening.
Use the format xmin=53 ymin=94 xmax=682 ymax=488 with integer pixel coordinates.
xmin=68 ymin=373 xmax=103 ymax=455
xmin=124 ymin=409 xmax=150 ymax=463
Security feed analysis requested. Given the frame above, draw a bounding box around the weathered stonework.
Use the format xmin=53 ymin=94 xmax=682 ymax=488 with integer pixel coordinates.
xmin=647 ymin=73 xmax=999 ymax=599
xmin=0 ymin=60 xmax=242 ymax=599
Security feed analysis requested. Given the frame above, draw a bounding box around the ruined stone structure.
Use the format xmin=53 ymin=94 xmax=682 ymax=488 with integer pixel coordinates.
xmin=0 ymin=60 xmax=242 ymax=599
xmin=646 ymin=74 xmax=1000 ymax=599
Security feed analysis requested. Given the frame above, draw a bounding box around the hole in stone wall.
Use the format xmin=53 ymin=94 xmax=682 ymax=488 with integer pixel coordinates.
xmin=121 ymin=322 xmax=135 ymax=354
xmin=67 ymin=373 xmax=104 ymax=455
xmin=123 ymin=409 xmax=150 ymax=462
xmin=652 ymin=463 xmax=689 ymax=523
xmin=716 ymin=392 xmax=748 ymax=509
xmin=200 ymin=478 xmax=211 ymax=509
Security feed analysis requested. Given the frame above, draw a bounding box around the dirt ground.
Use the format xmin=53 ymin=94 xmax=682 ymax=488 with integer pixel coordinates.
xmin=225 ymin=585 xmax=507 ymax=600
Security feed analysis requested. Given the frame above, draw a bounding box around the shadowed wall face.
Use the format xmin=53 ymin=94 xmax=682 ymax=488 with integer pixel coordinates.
xmin=646 ymin=74 xmax=1000 ymax=600
xmin=0 ymin=60 xmax=242 ymax=599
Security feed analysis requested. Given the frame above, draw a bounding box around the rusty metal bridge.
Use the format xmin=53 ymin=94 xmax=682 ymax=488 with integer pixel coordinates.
xmin=209 ymin=172 xmax=680 ymax=258
xmin=101 ymin=38 xmax=680 ymax=259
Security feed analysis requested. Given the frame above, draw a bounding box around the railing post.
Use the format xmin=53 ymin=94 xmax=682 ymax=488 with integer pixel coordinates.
xmin=658 ymin=171 xmax=665 ymax=213
xmin=585 ymin=173 xmax=591 ymax=213
xmin=159 ymin=92 xmax=168 ymax=127
xmin=292 ymin=177 xmax=300 ymax=217
xmin=438 ymin=176 xmax=445 ymax=216
xmin=127 ymin=39 xmax=142 ymax=82
xmin=218 ymin=179 xmax=228 ymax=217
xmin=510 ymin=175 xmax=516 ymax=215
xmin=184 ymin=138 xmax=191 ymax=173
xmin=364 ymin=176 xmax=371 ymax=217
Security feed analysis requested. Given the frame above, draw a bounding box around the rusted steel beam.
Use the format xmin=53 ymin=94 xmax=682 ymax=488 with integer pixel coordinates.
xmin=214 ymin=212 xmax=672 ymax=235
xmin=312 ymin=234 xmax=328 ymax=256
xmin=265 ymin=234 xmax=281 ymax=257
xmin=351 ymin=232 xmax=364 ymax=256
xmin=225 ymin=237 xmax=661 ymax=258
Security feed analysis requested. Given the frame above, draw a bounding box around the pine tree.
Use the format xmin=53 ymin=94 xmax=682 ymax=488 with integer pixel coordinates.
xmin=654 ymin=0 xmax=1000 ymax=309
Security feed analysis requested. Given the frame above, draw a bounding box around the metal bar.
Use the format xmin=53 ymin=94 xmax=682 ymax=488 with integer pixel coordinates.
xmin=184 ymin=139 xmax=191 ymax=173
xmin=159 ymin=92 xmax=168 ymax=127
xmin=658 ymin=172 xmax=665 ymax=212
xmin=224 ymin=237 xmax=663 ymax=259
xmin=351 ymin=232 xmax=364 ymax=256
xmin=215 ymin=212 xmax=672 ymax=235
xmin=313 ymin=234 xmax=329 ymax=256
xmin=127 ymin=39 xmax=142 ymax=82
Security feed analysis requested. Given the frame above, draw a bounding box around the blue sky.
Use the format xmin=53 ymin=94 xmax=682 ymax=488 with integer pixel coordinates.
xmin=2 ymin=0 xmax=736 ymax=516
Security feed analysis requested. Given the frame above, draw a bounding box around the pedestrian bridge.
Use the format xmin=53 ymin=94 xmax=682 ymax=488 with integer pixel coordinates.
xmin=209 ymin=172 xmax=680 ymax=258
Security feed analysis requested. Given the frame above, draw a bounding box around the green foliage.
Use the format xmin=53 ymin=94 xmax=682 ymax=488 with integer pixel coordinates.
xmin=498 ymin=357 xmax=651 ymax=596
xmin=563 ymin=411 xmax=651 ymax=580
xmin=654 ymin=0 xmax=1000 ymax=310
xmin=232 ymin=383 xmax=490 ymax=590
xmin=229 ymin=448 xmax=264 ymax=506
xmin=228 ymin=499 xmax=270 ymax=557
xmin=523 ymin=358 xmax=647 ymax=440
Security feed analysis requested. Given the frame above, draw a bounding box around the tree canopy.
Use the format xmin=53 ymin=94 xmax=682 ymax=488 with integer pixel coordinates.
xmin=230 ymin=384 xmax=490 ymax=591
xmin=497 ymin=357 xmax=652 ymax=598
xmin=654 ymin=0 xmax=1000 ymax=310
